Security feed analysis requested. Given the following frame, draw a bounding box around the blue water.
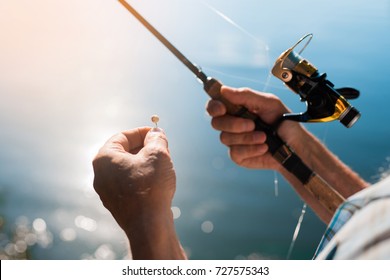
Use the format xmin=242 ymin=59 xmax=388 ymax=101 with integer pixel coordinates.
xmin=0 ymin=0 xmax=389 ymax=259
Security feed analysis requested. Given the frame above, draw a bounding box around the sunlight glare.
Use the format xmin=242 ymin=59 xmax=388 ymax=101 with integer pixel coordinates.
xmin=201 ymin=220 xmax=214 ymax=234
xmin=60 ymin=228 xmax=77 ymax=242
xmin=171 ymin=206 xmax=182 ymax=220
xmin=32 ymin=218 xmax=47 ymax=233
xmin=75 ymin=215 xmax=97 ymax=232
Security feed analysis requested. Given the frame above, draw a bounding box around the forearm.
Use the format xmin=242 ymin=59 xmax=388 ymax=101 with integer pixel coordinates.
xmin=125 ymin=208 xmax=187 ymax=260
xmin=276 ymin=123 xmax=368 ymax=223
xmin=300 ymin=130 xmax=368 ymax=197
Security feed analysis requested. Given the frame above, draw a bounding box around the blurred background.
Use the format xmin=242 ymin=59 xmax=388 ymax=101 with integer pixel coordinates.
xmin=0 ymin=0 xmax=389 ymax=260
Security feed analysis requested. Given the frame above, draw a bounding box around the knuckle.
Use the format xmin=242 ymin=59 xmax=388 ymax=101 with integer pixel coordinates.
xmin=237 ymin=87 xmax=252 ymax=94
xmin=206 ymin=99 xmax=225 ymax=117
xmin=264 ymin=94 xmax=287 ymax=111
xmin=147 ymin=146 xmax=166 ymax=157
xmin=211 ymin=118 xmax=218 ymax=129
xmin=243 ymin=133 xmax=253 ymax=144
xmin=205 ymin=100 xmax=213 ymax=115
xmin=211 ymin=118 xmax=222 ymax=130
xmin=146 ymin=146 xmax=171 ymax=164
xmin=229 ymin=147 xmax=244 ymax=165
xmin=92 ymin=151 xmax=108 ymax=169
xmin=220 ymin=132 xmax=229 ymax=145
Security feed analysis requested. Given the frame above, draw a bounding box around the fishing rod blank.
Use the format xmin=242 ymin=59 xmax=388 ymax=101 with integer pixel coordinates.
xmin=117 ymin=0 xmax=345 ymax=216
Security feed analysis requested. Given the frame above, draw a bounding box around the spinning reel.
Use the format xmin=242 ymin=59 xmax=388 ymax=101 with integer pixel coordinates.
xmin=272 ymin=34 xmax=360 ymax=128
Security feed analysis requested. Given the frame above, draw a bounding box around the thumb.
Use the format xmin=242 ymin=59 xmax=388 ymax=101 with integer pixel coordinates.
xmin=220 ymin=86 xmax=267 ymax=110
xmin=221 ymin=86 xmax=288 ymax=124
xmin=143 ymin=127 xmax=169 ymax=153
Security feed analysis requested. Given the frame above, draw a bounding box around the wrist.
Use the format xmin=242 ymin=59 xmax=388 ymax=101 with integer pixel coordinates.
xmin=284 ymin=125 xmax=367 ymax=198
xmin=124 ymin=205 xmax=186 ymax=260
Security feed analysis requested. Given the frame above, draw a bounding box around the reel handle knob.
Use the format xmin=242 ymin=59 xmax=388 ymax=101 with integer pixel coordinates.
xmin=336 ymin=87 xmax=360 ymax=100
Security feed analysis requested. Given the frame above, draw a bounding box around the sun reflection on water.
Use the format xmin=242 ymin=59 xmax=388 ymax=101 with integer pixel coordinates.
xmin=171 ymin=206 xmax=182 ymax=220
xmin=60 ymin=228 xmax=77 ymax=242
xmin=201 ymin=220 xmax=214 ymax=234
xmin=0 ymin=216 xmax=53 ymax=259
xmin=75 ymin=215 xmax=97 ymax=232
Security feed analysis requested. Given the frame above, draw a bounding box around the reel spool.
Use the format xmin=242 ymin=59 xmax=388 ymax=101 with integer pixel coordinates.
xmin=272 ymin=34 xmax=360 ymax=128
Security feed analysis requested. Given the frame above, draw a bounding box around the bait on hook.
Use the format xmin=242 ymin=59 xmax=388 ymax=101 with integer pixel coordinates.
xmin=151 ymin=115 xmax=159 ymax=128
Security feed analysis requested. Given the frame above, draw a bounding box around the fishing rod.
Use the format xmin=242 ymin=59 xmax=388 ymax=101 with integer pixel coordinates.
xmin=117 ymin=0 xmax=349 ymax=215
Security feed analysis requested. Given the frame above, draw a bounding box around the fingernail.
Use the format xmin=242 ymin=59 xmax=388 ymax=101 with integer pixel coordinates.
xmin=150 ymin=127 xmax=163 ymax=133
xmin=253 ymin=131 xmax=265 ymax=143
xmin=243 ymin=121 xmax=255 ymax=132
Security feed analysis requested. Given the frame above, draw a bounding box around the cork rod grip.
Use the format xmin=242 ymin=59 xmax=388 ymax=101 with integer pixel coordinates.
xmin=204 ymin=78 xmax=248 ymax=116
xmin=305 ymin=174 xmax=345 ymax=214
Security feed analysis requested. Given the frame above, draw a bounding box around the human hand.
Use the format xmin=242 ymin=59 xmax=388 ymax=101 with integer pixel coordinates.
xmin=92 ymin=127 xmax=184 ymax=259
xmin=93 ymin=126 xmax=175 ymax=230
xmin=206 ymin=86 xmax=304 ymax=171
xmin=207 ymin=86 xmax=367 ymax=223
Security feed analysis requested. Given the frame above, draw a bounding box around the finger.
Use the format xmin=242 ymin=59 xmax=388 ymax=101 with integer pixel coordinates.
xmin=229 ymin=144 xmax=269 ymax=166
xmin=106 ymin=127 xmax=151 ymax=153
xmin=221 ymin=86 xmax=268 ymax=109
xmin=206 ymin=99 xmax=226 ymax=117
xmin=237 ymin=156 xmax=273 ymax=169
xmin=211 ymin=115 xmax=255 ymax=133
xmin=220 ymin=131 xmax=266 ymax=146
xmin=221 ymin=86 xmax=288 ymax=124
xmin=143 ymin=127 xmax=169 ymax=153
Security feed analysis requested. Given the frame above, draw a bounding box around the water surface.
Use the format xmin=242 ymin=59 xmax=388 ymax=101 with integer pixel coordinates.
xmin=0 ymin=0 xmax=389 ymax=259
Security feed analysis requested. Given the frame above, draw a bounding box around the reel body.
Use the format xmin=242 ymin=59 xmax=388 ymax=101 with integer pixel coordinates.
xmin=271 ymin=34 xmax=360 ymax=128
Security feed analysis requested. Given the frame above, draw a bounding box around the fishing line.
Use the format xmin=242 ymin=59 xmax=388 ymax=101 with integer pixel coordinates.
xmin=286 ymin=203 xmax=307 ymax=259
xmin=203 ymin=66 xmax=265 ymax=85
xmin=285 ymin=124 xmax=329 ymax=258
xmin=273 ymin=171 xmax=279 ymax=197
xmin=200 ymin=0 xmax=268 ymax=47
xmin=195 ymin=1 xmax=345 ymax=260
xmin=198 ymin=0 xmax=283 ymax=199
xmin=321 ymin=123 xmax=330 ymax=145
xmin=197 ymin=1 xmax=273 ymax=91
xmin=198 ymin=2 xmax=313 ymax=258
xmin=202 ymin=66 xmax=287 ymax=91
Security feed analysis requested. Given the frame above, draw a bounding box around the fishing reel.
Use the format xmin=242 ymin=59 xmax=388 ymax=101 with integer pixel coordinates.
xmin=271 ymin=34 xmax=360 ymax=128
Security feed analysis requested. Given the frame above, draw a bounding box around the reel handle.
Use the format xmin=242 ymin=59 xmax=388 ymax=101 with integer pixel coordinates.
xmin=204 ymin=77 xmax=345 ymax=214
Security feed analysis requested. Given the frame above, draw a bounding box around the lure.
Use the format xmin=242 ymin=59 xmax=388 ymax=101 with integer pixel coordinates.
xmin=151 ymin=115 xmax=159 ymax=128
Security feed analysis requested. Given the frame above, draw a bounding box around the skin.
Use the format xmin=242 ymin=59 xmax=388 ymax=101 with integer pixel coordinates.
xmin=93 ymin=127 xmax=186 ymax=259
xmin=92 ymin=86 xmax=368 ymax=259
xmin=207 ymin=86 xmax=368 ymax=222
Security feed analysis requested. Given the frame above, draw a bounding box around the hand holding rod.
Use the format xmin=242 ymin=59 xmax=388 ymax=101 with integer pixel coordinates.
xmin=118 ymin=0 xmax=345 ymax=215
xmin=204 ymin=78 xmax=345 ymax=214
